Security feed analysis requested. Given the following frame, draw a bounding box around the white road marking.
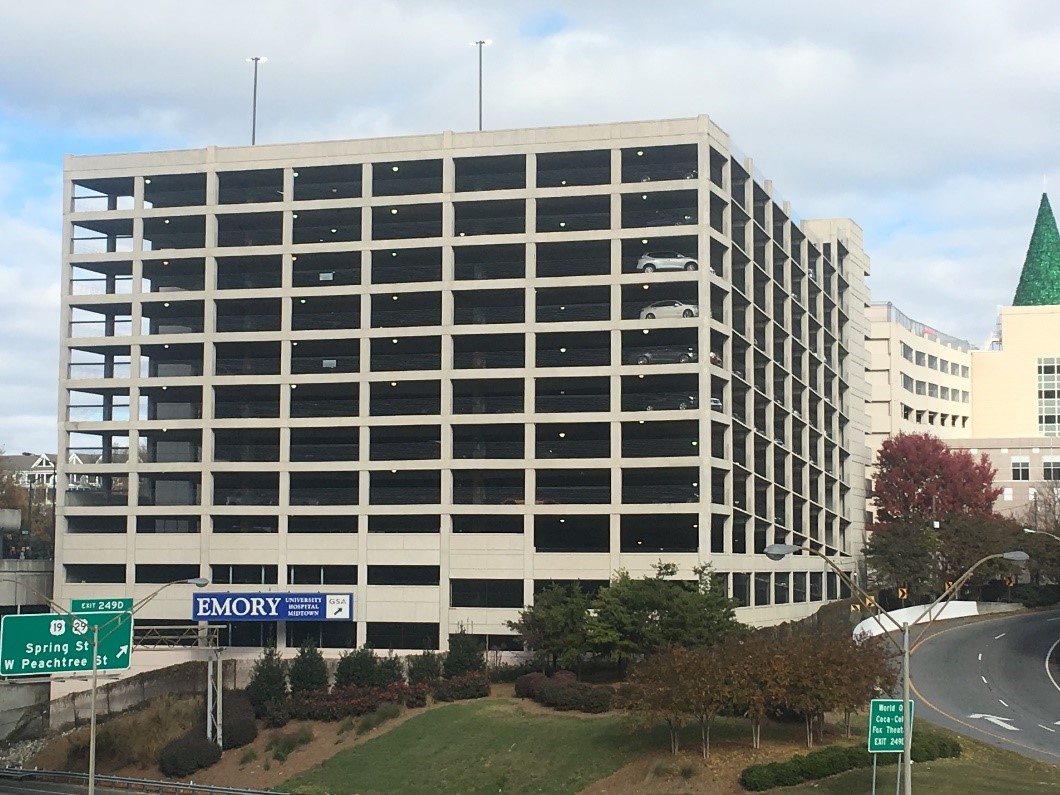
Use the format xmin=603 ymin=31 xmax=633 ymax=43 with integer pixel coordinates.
xmin=968 ymin=713 xmax=1020 ymax=731
xmin=995 ymin=633 xmax=1007 ymax=639
xmin=999 ymin=699 xmax=1009 ymax=707
xmin=981 ymin=675 xmax=989 ymax=684
xmin=1048 ymin=617 xmax=1060 ymax=622
xmin=1046 ymin=637 xmax=1060 ymax=695
xmin=978 ymin=653 xmax=983 ymax=661
xmin=1040 ymin=724 xmax=1057 ymax=733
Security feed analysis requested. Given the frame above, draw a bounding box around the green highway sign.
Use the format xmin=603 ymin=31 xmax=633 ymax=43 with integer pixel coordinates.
xmin=71 ymin=598 xmax=133 ymax=612
xmin=868 ymin=698 xmax=914 ymax=753
xmin=0 ymin=611 xmax=133 ymax=677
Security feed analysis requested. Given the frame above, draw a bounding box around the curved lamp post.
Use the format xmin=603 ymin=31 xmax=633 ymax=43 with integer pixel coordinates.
xmin=764 ymin=544 xmax=1028 ymax=795
xmin=0 ymin=577 xmax=208 ymax=795
xmin=1024 ymin=527 xmax=1060 ymax=543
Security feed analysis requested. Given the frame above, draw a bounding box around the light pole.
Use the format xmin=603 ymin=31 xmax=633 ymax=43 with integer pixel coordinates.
xmin=1024 ymin=527 xmax=1060 ymax=543
xmin=764 ymin=543 xmax=1028 ymax=795
xmin=0 ymin=577 xmax=208 ymax=795
xmin=470 ymin=40 xmax=491 ymax=131
xmin=246 ymin=56 xmax=267 ymax=145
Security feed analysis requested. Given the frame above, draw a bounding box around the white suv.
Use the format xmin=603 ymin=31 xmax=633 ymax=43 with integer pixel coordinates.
xmin=637 ymin=251 xmax=698 ymax=273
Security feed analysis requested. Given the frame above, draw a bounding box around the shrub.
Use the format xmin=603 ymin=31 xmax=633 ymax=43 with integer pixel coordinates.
xmin=159 ymin=731 xmax=222 ymax=778
xmin=575 ymin=684 xmax=613 ymax=713
xmin=246 ymin=646 xmax=288 ymax=720
xmin=289 ymin=682 xmax=409 ymax=721
xmin=239 ymin=747 xmax=258 ymax=766
xmin=262 ymin=700 xmax=290 ymax=729
xmin=514 ymin=672 xmax=547 ymax=699
xmin=434 ymin=671 xmax=491 ymax=702
xmin=267 ymin=723 xmax=314 ymax=763
xmin=218 ymin=690 xmax=257 ymax=750
xmin=335 ymin=648 xmax=378 ymax=688
xmin=407 ymin=650 xmax=443 ymax=686
xmin=1012 ymin=583 xmax=1060 ymax=608
xmin=404 ymin=682 xmax=430 ymax=709
xmin=355 ymin=702 xmax=403 ymax=735
xmin=535 ymin=680 xmax=579 ymax=711
xmin=289 ymin=640 xmax=329 ymax=694
xmin=739 ymin=733 xmax=959 ymax=790
xmin=488 ymin=660 xmax=537 ymax=682
xmin=551 ymin=669 xmax=577 ymax=684
xmin=443 ymin=629 xmax=485 ymax=678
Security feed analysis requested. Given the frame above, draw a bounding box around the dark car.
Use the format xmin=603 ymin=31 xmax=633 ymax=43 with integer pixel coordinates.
xmin=623 ymin=347 xmax=697 ymax=365
xmin=644 ymin=394 xmax=698 ymax=411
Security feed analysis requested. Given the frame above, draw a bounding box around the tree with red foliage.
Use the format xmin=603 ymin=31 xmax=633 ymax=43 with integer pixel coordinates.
xmin=867 ymin=433 xmax=1009 ymax=597
xmin=872 ymin=433 xmax=1001 ymax=523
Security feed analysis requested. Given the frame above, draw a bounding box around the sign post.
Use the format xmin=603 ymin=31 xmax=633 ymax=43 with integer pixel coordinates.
xmin=0 ymin=611 xmax=133 ymax=676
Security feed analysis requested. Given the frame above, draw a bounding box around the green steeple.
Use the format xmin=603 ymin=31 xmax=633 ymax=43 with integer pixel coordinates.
xmin=1012 ymin=193 xmax=1060 ymax=306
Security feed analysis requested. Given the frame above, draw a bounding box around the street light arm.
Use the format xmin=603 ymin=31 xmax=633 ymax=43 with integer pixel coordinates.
xmin=763 ymin=544 xmax=904 ymax=651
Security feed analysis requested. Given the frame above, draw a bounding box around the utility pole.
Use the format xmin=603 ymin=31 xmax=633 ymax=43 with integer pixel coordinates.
xmin=246 ymin=56 xmax=268 ymax=145
xmin=471 ymin=40 xmax=491 ymax=131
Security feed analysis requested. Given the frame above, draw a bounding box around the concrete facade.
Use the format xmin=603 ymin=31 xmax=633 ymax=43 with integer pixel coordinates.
xmin=57 ymin=116 xmax=872 ymax=654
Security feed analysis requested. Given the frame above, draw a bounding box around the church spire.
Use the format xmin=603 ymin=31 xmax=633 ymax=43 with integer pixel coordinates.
xmin=1012 ymin=193 xmax=1060 ymax=306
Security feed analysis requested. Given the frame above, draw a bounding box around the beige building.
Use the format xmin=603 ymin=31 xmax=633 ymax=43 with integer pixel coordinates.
xmin=56 ymin=115 xmax=873 ymax=656
xmin=865 ymin=302 xmax=972 ymax=456
xmin=953 ymin=194 xmax=1060 ymax=517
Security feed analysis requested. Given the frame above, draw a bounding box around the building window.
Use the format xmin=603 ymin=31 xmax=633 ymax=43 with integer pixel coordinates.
xmin=940 ymin=387 xmax=950 ymax=401
xmin=939 ymin=359 xmax=949 ymax=374
xmin=915 ymin=380 xmax=926 ymax=395
xmin=902 ymin=374 xmax=914 ymax=392
xmin=928 ymin=355 xmax=938 ymax=370
xmin=1012 ymin=457 xmax=1030 ymax=481
xmin=1044 ymin=457 xmax=1060 ymax=481
xmin=1039 ymin=358 xmax=1060 ymax=436
xmin=928 ymin=383 xmax=938 ymax=398
xmin=915 ymin=351 xmax=926 ymax=366
xmin=901 ymin=343 xmax=913 ymax=362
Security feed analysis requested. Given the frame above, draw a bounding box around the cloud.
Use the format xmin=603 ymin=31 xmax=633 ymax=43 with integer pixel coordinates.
xmin=0 ymin=0 xmax=1058 ymax=453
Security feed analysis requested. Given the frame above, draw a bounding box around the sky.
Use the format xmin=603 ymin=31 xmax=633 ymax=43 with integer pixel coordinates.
xmin=1 ymin=0 xmax=1058 ymax=454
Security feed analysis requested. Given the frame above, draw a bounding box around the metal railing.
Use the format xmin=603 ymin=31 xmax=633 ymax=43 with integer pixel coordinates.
xmin=0 ymin=766 xmax=271 ymax=793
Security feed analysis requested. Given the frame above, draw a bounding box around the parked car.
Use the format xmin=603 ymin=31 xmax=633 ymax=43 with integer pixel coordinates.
xmin=624 ymin=347 xmax=697 ymax=365
xmin=637 ymin=251 xmax=698 ymax=272
xmin=639 ymin=300 xmax=699 ymax=320
xmin=644 ymin=394 xmax=698 ymax=411
xmin=709 ymin=397 xmax=724 ymax=410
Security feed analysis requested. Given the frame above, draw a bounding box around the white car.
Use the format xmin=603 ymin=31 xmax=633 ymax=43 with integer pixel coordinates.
xmin=639 ymin=300 xmax=699 ymax=320
xmin=637 ymin=251 xmax=699 ymax=272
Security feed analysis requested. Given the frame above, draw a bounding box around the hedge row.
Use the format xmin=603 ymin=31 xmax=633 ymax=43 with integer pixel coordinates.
xmin=514 ymin=671 xmax=613 ymax=714
xmin=740 ymin=732 xmax=961 ymax=791
xmin=288 ymin=682 xmax=428 ymax=721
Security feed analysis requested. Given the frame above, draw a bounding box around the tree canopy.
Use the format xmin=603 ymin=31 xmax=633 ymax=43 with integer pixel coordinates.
xmin=866 ymin=433 xmax=1021 ymax=598
xmin=510 ymin=562 xmax=741 ymax=667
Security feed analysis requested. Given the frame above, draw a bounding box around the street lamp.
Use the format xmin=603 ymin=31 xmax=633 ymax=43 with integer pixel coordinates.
xmin=764 ymin=543 xmax=1028 ymax=795
xmin=0 ymin=577 xmax=208 ymax=795
xmin=470 ymin=39 xmax=492 ymax=131
xmin=1024 ymin=527 xmax=1060 ymax=543
xmin=245 ymin=56 xmax=268 ymax=145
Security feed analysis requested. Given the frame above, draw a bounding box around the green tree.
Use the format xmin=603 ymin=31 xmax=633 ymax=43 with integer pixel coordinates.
xmin=863 ymin=521 xmax=939 ymax=598
xmin=288 ymin=639 xmax=329 ymax=694
xmin=1021 ymin=483 xmax=1060 ymax=584
xmin=443 ymin=627 xmax=485 ymax=678
xmin=246 ymin=646 xmax=288 ymax=719
xmin=506 ymin=583 xmax=590 ymax=671
xmin=588 ymin=562 xmax=740 ymax=662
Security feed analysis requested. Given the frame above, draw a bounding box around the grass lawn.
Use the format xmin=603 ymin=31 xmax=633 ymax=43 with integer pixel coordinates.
xmin=279 ymin=699 xmax=654 ymax=795
xmin=784 ymin=728 xmax=1060 ymax=794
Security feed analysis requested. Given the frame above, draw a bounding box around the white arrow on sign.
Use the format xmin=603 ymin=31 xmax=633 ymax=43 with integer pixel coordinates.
xmin=116 ymin=645 xmax=129 ymax=659
xmin=968 ymin=713 xmax=1020 ymax=731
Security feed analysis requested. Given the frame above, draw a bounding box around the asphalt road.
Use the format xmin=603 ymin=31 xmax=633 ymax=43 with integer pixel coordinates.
xmin=909 ymin=608 xmax=1060 ymax=764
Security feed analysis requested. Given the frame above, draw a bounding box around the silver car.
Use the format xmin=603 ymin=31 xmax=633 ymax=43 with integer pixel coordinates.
xmin=637 ymin=251 xmax=698 ymax=272
xmin=639 ymin=300 xmax=699 ymax=320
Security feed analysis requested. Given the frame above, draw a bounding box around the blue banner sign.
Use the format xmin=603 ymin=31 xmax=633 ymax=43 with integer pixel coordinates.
xmin=192 ymin=593 xmax=353 ymax=622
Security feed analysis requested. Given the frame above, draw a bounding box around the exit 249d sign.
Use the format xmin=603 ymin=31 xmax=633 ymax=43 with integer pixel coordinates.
xmin=192 ymin=593 xmax=353 ymax=622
